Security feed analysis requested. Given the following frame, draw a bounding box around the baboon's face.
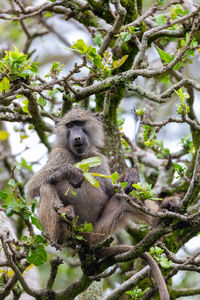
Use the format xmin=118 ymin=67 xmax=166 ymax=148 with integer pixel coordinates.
xmin=66 ymin=120 xmax=89 ymax=157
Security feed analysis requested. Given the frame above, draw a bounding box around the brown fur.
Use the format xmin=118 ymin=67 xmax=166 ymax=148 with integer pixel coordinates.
xmin=26 ymin=108 xmax=171 ymax=245
xmin=27 ymin=109 xmax=113 ymax=244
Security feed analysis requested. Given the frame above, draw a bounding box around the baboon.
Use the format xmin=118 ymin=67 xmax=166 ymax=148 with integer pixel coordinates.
xmin=27 ymin=108 xmax=159 ymax=244
xmin=27 ymin=108 xmax=170 ymax=300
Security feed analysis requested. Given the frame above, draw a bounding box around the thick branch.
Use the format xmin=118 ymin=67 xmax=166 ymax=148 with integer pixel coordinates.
xmin=46 ymin=257 xmax=63 ymax=290
xmin=181 ymin=146 xmax=200 ymax=209
xmin=98 ymin=0 xmax=126 ymax=56
xmin=25 ymin=91 xmax=51 ymax=150
xmin=56 ymin=274 xmax=92 ymax=300
xmin=103 ymin=266 xmax=149 ymax=300
xmin=171 ymin=287 xmax=200 ymax=298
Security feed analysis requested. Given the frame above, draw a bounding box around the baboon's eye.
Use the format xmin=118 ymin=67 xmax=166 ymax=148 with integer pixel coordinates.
xmin=66 ymin=122 xmax=73 ymax=128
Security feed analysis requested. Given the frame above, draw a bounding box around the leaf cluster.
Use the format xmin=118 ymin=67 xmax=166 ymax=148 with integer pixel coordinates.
xmin=68 ymin=39 xmax=128 ymax=79
xmin=0 ymin=47 xmax=38 ymax=92
xmin=175 ymin=88 xmax=190 ymax=114
xmin=126 ymin=286 xmax=149 ymax=299
xmin=173 ymin=163 xmax=186 ymax=178
xmin=157 ymin=32 xmax=197 ymax=71
xmin=115 ymin=26 xmax=140 ymax=47
xmin=149 ymin=246 xmax=172 ymax=269
xmin=23 ymin=235 xmax=47 ymax=266
xmin=129 ymin=182 xmax=162 ymax=202
xmin=45 ymin=61 xmax=64 ymax=78
xmin=180 ymin=134 xmax=194 ymax=152
xmin=73 ymin=221 xmax=93 ymax=241
xmin=0 ymin=179 xmax=42 ymax=231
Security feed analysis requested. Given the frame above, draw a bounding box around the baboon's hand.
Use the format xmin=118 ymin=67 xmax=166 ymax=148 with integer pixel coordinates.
xmin=118 ymin=168 xmax=140 ymax=194
xmin=58 ymin=205 xmax=75 ymax=221
xmin=68 ymin=167 xmax=84 ymax=188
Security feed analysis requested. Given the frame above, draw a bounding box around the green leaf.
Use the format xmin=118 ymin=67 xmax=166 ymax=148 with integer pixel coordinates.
xmin=156 ymin=47 xmax=173 ymax=63
xmin=125 ymin=287 xmax=144 ymax=298
xmin=121 ymin=182 xmax=128 ymax=189
xmin=150 ymin=197 xmax=163 ymax=201
xmin=72 ymin=39 xmax=88 ymax=54
xmin=93 ymin=54 xmax=103 ymax=68
xmin=173 ymin=62 xmax=181 ymax=71
xmin=125 ymin=291 xmax=135 ymax=296
xmin=174 ymin=163 xmax=185 ymax=170
xmin=20 ymin=134 xmax=29 ymax=143
xmin=24 ymin=213 xmax=31 ymax=220
xmin=31 ymin=216 xmax=43 ymax=230
xmin=71 ymin=190 xmax=77 ymax=196
xmin=121 ymin=32 xmax=132 ymax=42
xmin=8 ymin=178 xmax=15 ymax=187
xmin=0 ymin=190 xmax=8 ymax=200
xmin=44 ymin=11 xmax=52 ymax=18
xmin=111 ymin=172 xmax=119 ymax=184
xmin=27 ymin=244 xmax=47 ymax=266
xmin=76 ymin=235 xmax=84 ymax=240
xmin=132 ymin=182 xmax=143 ymax=191
xmin=74 ymin=156 xmax=102 ymax=169
xmin=143 ymin=124 xmax=156 ymax=142
xmin=0 ymin=77 xmax=10 ymax=92
xmin=174 ymin=163 xmax=181 ymax=169
xmin=22 ymin=99 xmax=29 ymax=114
xmin=160 ymin=257 xmax=172 ymax=269
xmin=84 ymin=173 xmax=100 ymax=188
xmin=84 ymin=223 xmax=93 ymax=232
xmin=78 ymin=163 xmax=90 ymax=173
xmin=136 ymin=107 xmax=146 ymax=117
xmin=149 ymin=246 xmax=163 ymax=255
xmin=162 ymin=148 xmax=170 ymax=156
xmin=155 ymin=14 xmax=166 ymax=25
xmin=0 ymin=131 xmax=9 ymax=140
xmin=38 ymin=96 xmax=47 ymax=107
xmin=6 ymin=207 xmax=14 ymax=217
xmin=112 ymin=55 xmax=128 ymax=69
xmin=51 ymin=61 xmax=60 ymax=70
xmin=86 ymin=45 xmax=97 ymax=59
xmin=128 ymin=26 xmax=139 ymax=34
xmin=30 ymin=62 xmax=38 ymax=73
xmin=34 ymin=235 xmax=44 ymax=244
xmin=93 ymin=34 xmax=103 ymax=46
xmin=31 ymin=200 xmax=37 ymax=213
xmin=16 ymin=94 xmax=23 ymax=98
